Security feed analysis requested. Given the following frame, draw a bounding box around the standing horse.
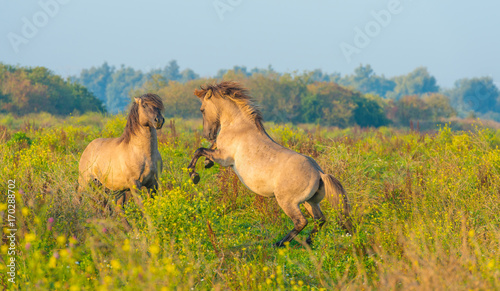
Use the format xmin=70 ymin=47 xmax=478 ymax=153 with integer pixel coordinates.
xmin=187 ymin=81 xmax=352 ymax=247
xmin=78 ymin=93 xmax=165 ymax=229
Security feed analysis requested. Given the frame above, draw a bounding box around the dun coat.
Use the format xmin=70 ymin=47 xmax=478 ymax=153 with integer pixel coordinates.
xmin=188 ymin=81 xmax=352 ymax=246
xmin=78 ymin=93 xmax=165 ymax=229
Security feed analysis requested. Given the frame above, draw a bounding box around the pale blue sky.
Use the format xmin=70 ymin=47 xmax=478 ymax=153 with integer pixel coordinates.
xmin=1 ymin=0 xmax=499 ymax=87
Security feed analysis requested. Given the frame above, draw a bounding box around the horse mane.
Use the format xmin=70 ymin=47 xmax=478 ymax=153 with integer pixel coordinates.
xmin=194 ymin=81 xmax=265 ymax=132
xmin=120 ymin=93 xmax=164 ymax=143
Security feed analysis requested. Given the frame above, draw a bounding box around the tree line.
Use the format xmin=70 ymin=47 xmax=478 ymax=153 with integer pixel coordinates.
xmin=312 ymin=65 xmax=499 ymax=121
xmin=130 ymin=69 xmax=456 ymax=128
xmin=0 ymin=63 xmax=104 ymax=115
xmin=75 ymin=61 xmax=500 ymax=126
xmin=73 ymin=61 xmax=199 ymax=114
xmin=2 ymin=61 xmax=499 ymax=129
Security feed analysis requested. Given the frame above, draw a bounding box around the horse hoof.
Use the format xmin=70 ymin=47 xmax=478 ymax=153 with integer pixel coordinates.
xmin=190 ymin=172 xmax=200 ymax=184
xmin=204 ymin=160 xmax=215 ymax=169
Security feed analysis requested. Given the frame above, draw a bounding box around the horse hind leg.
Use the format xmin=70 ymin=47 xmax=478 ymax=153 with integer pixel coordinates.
xmin=274 ymin=197 xmax=308 ymax=247
xmin=304 ymin=202 xmax=326 ymax=245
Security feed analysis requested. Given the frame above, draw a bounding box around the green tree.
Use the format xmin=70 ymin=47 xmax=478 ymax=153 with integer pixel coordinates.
xmin=445 ymin=77 xmax=499 ymax=116
xmin=75 ymin=60 xmax=200 ymax=114
xmin=392 ymin=95 xmax=431 ymax=126
xmin=388 ymin=67 xmax=439 ymax=99
xmin=302 ymin=82 xmax=389 ymax=127
xmin=27 ymin=66 xmax=75 ymax=114
xmin=1 ymin=69 xmax=50 ymax=114
xmin=303 ymin=82 xmax=356 ymax=127
xmin=105 ymin=65 xmax=145 ymax=113
xmin=75 ymin=62 xmax=114 ymax=103
xmin=0 ymin=63 xmax=104 ymax=115
xmin=307 ymin=69 xmax=332 ymax=82
xmin=338 ymin=64 xmax=396 ymax=97
xmin=180 ymin=69 xmax=199 ymax=83
xmin=69 ymin=82 xmax=105 ymax=114
xmin=130 ymin=74 xmax=168 ymax=97
xmin=156 ymin=79 xmax=211 ymax=118
xmin=246 ymin=73 xmax=307 ymax=123
xmin=149 ymin=60 xmax=182 ymax=82
xmin=243 ymin=72 xmax=282 ymax=121
xmin=352 ymin=93 xmax=390 ymax=127
xmin=422 ymin=93 xmax=456 ymax=120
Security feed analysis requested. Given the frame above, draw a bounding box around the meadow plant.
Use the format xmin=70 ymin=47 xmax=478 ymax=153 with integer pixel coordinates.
xmin=0 ymin=114 xmax=498 ymax=289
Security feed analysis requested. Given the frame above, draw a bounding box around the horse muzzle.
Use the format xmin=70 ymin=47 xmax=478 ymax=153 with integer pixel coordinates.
xmin=205 ymin=129 xmax=218 ymax=142
xmin=205 ymin=124 xmax=220 ymax=142
xmin=155 ymin=117 xmax=165 ymax=129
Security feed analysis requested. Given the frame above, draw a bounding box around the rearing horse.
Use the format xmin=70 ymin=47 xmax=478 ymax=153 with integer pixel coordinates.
xmin=188 ymin=81 xmax=352 ymax=247
xmin=78 ymin=93 xmax=165 ymax=229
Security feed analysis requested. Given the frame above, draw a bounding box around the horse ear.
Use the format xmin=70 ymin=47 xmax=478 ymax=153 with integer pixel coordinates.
xmin=194 ymin=88 xmax=212 ymax=100
xmin=134 ymin=97 xmax=142 ymax=105
xmin=205 ymin=89 xmax=213 ymax=100
xmin=194 ymin=89 xmax=205 ymax=99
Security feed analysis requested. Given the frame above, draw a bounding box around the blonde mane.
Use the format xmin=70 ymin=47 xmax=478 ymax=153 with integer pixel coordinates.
xmin=195 ymin=81 xmax=264 ymax=132
xmin=119 ymin=93 xmax=164 ymax=144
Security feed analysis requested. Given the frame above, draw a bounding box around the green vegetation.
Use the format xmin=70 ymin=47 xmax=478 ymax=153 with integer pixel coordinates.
xmin=2 ymin=62 xmax=498 ymax=128
xmin=0 ymin=64 xmax=105 ymax=116
xmin=446 ymin=77 xmax=500 ymax=118
xmin=73 ymin=61 xmax=199 ymax=114
xmin=0 ymin=114 xmax=499 ymax=289
xmin=130 ymin=70 xmax=455 ymax=129
xmin=74 ymin=62 xmax=499 ymax=126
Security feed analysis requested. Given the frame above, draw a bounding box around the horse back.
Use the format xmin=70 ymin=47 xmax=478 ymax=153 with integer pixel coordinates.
xmin=231 ymin=136 xmax=321 ymax=197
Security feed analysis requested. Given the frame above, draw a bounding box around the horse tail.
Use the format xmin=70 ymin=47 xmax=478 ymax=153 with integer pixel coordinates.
xmin=320 ymin=173 xmax=353 ymax=233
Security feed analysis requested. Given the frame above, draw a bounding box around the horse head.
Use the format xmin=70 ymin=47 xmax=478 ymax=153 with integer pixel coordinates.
xmin=134 ymin=94 xmax=165 ymax=129
xmin=194 ymin=88 xmax=220 ymax=142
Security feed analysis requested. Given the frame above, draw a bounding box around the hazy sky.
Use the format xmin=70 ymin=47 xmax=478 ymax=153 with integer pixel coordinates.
xmin=1 ymin=0 xmax=499 ymax=87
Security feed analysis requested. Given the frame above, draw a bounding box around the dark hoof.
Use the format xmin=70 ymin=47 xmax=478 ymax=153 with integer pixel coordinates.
xmin=190 ymin=172 xmax=200 ymax=184
xmin=204 ymin=159 xmax=215 ymax=169
xmin=306 ymin=237 xmax=313 ymax=245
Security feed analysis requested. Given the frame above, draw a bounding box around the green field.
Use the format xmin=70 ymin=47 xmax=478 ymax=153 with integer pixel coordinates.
xmin=1 ymin=113 xmax=499 ymax=290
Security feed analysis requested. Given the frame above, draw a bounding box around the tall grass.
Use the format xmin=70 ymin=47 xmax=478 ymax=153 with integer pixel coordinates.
xmin=0 ymin=114 xmax=499 ymax=290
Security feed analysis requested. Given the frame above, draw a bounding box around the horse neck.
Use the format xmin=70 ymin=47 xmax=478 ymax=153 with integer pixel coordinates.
xmin=128 ymin=125 xmax=158 ymax=152
xmin=218 ymin=100 xmax=266 ymax=137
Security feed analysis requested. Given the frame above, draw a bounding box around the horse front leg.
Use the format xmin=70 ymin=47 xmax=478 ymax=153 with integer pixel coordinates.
xmin=115 ymin=191 xmax=132 ymax=231
xmin=147 ymin=180 xmax=159 ymax=199
xmin=204 ymin=141 xmax=217 ymax=169
xmin=129 ymin=181 xmax=146 ymax=210
xmin=129 ymin=180 xmax=153 ymax=230
xmin=187 ymin=146 xmax=225 ymax=184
